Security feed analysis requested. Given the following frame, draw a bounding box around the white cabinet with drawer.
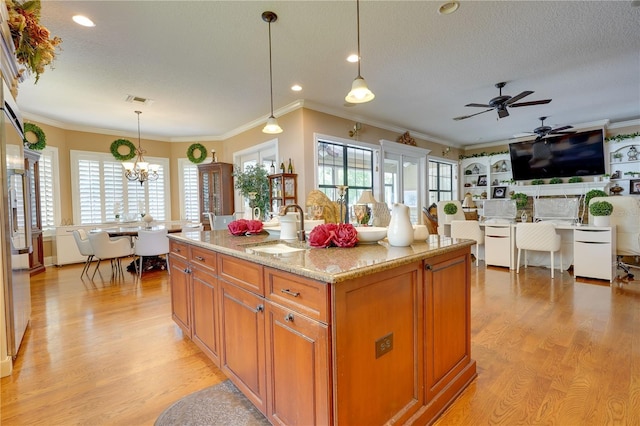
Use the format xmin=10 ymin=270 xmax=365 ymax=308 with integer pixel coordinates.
xmin=484 ymin=224 xmax=514 ymax=268
xmin=573 ymin=226 xmax=616 ymax=282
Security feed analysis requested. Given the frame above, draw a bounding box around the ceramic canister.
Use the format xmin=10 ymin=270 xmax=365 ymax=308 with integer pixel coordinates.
xmin=387 ymin=203 xmax=414 ymax=247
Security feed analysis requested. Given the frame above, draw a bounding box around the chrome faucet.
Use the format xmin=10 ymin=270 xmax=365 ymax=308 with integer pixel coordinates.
xmin=280 ymin=204 xmax=305 ymax=242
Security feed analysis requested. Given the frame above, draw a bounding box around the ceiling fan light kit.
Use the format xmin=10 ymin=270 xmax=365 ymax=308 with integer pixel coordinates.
xmin=453 ymin=81 xmax=551 ymax=121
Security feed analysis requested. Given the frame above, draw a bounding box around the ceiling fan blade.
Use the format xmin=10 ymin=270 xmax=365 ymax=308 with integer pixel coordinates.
xmin=453 ymin=109 xmax=493 ymax=121
xmin=465 ymin=103 xmax=492 ymax=108
xmin=505 ymin=90 xmax=534 ymax=105
xmin=509 ymin=99 xmax=552 ymax=108
xmin=549 ymin=125 xmax=573 ymax=133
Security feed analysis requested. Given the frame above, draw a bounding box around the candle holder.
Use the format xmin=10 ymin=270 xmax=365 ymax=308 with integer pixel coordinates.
xmin=336 ymin=185 xmax=348 ymax=223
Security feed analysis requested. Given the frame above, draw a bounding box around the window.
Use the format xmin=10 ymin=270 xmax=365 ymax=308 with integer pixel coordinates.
xmin=38 ymin=146 xmax=60 ymax=232
xmin=70 ymin=150 xmax=170 ymax=224
xmin=233 ymin=139 xmax=278 ymax=213
xmin=316 ymin=139 xmax=375 ymax=212
xmin=178 ymin=158 xmax=199 ymax=221
xmin=428 ymin=160 xmax=454 ymax=204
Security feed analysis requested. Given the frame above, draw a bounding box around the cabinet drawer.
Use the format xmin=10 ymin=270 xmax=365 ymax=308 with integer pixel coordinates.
xmin=484 ymin=225 xmax=510 ymax=237
xmin=265 ymin=268 xmax=329 ymax=323
xmin=574 ymin=229 xmax=611 ymax=243
xmin=190 ymin=246 xmax=217 ymax=273
xmin=169 ymin=240 xmax=188 ymax=260
xmin=218 ymin=254 xmax=264 ymax=296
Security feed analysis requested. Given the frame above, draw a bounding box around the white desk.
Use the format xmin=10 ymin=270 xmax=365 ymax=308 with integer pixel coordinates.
xmin=444 ymin=222 xmax=617 ymax=282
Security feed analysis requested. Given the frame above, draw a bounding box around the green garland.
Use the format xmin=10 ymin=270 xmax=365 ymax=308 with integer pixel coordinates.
xmin=110 ymin=139 xmax=137 ymax=161
xmin=458 ymin=150 xmax=509 ymax=160
xmin=605 ymin=132 xmax=640 ymax=143
xmin=187 ymin=143 xmax=207 ymax=164
xmin=24 ymin=122 xmax=46 ymax=150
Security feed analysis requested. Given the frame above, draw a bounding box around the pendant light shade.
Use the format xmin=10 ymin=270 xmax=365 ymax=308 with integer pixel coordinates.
xmin=262 ymin=11 xmax=283 ymax=134
xmin=345 ymin=0 xmax=375 ymax=104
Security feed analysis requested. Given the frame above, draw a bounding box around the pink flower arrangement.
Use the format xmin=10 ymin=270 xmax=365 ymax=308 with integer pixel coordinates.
xmin=227 ymin=219 xmax=263 ymax=236
xmin=308 ymin=223 xmax=358 ymax=248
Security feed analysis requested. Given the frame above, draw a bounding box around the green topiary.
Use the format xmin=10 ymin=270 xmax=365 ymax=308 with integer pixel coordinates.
xmin=549 ymin=177 xmax=563 ymax=184
xmin=511 ymin=192 xmax=528 ymax=210
xmin=584 ymin=189 xmax=607 ymax=208
xmin=443 ymin=202 xmax=458 ymax=215
xmin=589 ymin=200 xmax=613 ymax=216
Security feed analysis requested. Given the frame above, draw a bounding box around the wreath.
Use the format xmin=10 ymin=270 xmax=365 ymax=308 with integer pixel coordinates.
xmin=187 ymin=143 xmax=207 ymax=164
xmin=110 ymin=139 xmax=137 ymax=161
xmin=24 ymin=123 xmax=47 ymax=150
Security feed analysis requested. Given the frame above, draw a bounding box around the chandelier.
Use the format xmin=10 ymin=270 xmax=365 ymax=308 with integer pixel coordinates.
xmin=122 ymin=110 xmax=159 ymax=185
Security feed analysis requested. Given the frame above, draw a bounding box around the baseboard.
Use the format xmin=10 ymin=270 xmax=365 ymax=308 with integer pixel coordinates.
xmin=1 ymin=355 xmax=13 ymax=377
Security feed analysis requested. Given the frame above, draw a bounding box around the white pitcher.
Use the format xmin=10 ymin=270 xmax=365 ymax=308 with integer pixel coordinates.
xmin=387 ymin=203 xmax=414 ymax=247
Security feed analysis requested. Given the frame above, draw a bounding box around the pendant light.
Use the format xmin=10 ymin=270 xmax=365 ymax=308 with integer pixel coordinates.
xmin=345 ymin=0 xmax=375 ymax=104
xmin=262 ymin=11 xmax=283 ymax=134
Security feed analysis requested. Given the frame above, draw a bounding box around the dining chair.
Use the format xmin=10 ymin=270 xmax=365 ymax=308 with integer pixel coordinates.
xmin=436 ymin=200 xmax=465 ymax=236
xmin=133 ymin=229 xmax=170 ymax=278
xmin=516 ymin=222 xmax=562 ymax=278
xmin=451 ymin=220 xmax=484 ymax=266
xmin=88 ymin=231 xmax=133 ymax=279
xmin=72 ymin=229 xmax=94 ymax=277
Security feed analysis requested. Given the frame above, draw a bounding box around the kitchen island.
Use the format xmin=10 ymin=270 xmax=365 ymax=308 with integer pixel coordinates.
xmin=167 ymin=230 xmax=476 ymax=425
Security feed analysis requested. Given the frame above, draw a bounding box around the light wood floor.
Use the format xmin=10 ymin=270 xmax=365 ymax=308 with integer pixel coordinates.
xmin=1 ymin=258 xmax=639 ymax=425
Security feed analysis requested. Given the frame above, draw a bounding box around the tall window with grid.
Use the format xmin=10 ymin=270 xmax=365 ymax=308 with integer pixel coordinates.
xmin=428 ymin=160 xmax=453 ymax=204
xmin=71 ymin=150 xmax=170 ymax=224
xmin=178 ymin=159 xmax=199 ymax=221
xmin=38 ymin=147 xmax=60 ymax=230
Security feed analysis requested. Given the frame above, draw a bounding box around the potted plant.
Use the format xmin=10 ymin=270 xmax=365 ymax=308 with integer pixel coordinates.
xmin=511 ymin=192 xmax=528 ymax=222
xmin=443 ymin=202 xmax=458 ymax=223
xmin=589 ymin=200 xmax=613 ymax=226
xmin=568 ymin=176 xmax=582 ymax=183
xmin=549 ymin=177 xmax=563 ymax=184
xmin=613 ymin=152 xmax=623 ymax=162
xmin=584 ymin=189 xmax=607 ymax=210
xmin=233 ymin=164 xmax=270 ymax=219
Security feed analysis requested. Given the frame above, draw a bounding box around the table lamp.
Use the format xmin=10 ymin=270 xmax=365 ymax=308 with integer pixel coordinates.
xmin=462 ymin=192 xmax=476 ymax=210
xmin=356 ymin=190 xmax=377 ymax=226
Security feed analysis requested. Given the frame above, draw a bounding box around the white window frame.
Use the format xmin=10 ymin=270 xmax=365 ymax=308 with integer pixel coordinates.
xmin=70 ymin=150 xmax=170 ymax=224
xmin=38 ymin=146 xmax=61 ymax=237
xmin=232 ymin=139 xmax=278 ymax=213
xmin=177 ymin=158 xmax=200 ymax=221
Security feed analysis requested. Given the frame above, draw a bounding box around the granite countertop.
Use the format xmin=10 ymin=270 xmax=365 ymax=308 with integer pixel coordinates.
xmin=170 ymin=230 xmax=473 ymax=283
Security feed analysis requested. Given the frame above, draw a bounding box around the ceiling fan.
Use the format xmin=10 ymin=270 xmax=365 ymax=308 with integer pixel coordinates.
xmin=525 ymin=116 xmax=575 ymax=141
xmin=453 ymin=82 xmax=552 ymax=121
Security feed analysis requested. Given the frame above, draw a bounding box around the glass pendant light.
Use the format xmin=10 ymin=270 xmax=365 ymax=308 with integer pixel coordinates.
xmin=262 ymin=11 xmax=283 ymax=134
xmin=345 ymin=0 xmax=375 ymax=104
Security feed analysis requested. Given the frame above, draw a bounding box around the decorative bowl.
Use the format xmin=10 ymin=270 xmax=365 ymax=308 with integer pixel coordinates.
xmin=356 ymin=226 xmax=387 ymax=244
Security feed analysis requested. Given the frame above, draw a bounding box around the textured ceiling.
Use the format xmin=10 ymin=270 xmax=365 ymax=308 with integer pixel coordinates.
xmin=14 ymin=1 xmax=640 ymax=147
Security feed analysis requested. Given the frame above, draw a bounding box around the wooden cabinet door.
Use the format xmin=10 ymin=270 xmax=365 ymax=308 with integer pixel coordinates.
xmin=169 ymin=255 xmax=192 ymax=337
xmin=423 ymin=250 xmax=472 ymax=400
xmin=219 ymin=280 xmax=267 ymax=414
xmin=265 ymin=301 xmax=330 ymax=426
xmin=191 ymin=268 xmax=220 ymax=365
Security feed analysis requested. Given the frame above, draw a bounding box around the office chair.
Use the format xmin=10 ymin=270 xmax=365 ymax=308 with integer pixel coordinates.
xmin=451 ymin=220 xmax=484 ymax=266
xmin=590 ymin=196 xmax=640 ymax=281
xmin=516 ymin=222 xmax=562 ymax=279
xmin=436 ymin=200 xmax=465 ymax=236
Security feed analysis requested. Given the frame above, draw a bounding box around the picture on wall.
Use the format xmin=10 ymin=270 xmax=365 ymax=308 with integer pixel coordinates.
xmin=477 ymin=175 xmax=487 ymax=186
xmin=631 ymin=179 xmax=640 ymax=195
xmin=492 ymin=186 xmax=507 ymax=198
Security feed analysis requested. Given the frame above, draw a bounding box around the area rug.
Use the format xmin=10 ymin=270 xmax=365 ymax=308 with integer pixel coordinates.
xmin=155 ymin=380 xmax=271 ymax=426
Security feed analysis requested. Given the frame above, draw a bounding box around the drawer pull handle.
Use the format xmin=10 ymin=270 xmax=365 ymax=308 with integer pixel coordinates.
xmin=256 ymin=304 xmax=264 ymax=312
xmin=195 ymin=256 xmax=205 ymax=261
xmin=183 ymin=267 xmax=191 ymax=274
xmin=174 ymin=248 xmax=181 ymax=253
xmin=424 ymin=264 xmax=432 ymax=270
xmin=284 ymin=313 xmax=294 ymax=322
xmin=281 ymin=289 xmax=300 ymax=297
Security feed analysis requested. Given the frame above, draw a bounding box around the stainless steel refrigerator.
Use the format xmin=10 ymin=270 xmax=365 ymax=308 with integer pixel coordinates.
xmin=1 ymin=79 xmax=32 ymax=359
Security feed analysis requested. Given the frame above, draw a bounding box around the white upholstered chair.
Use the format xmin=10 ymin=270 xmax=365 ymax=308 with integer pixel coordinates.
xmin=590 ymin=196 xmax=640 ymax=280
xmin=516 ymin=223 xmax=562 ymax=278
xmin=437 ymin=200 xmax=466 ymax=236
xmin=451 ymin=220 xmax=484 ymax=266
xmin=88 ymin=231 xmax=133 ymax=279
xmin=72 ymin=229 xmax=94 ymax=277
xmin=133 ymin=229 xmax=170 ymax=277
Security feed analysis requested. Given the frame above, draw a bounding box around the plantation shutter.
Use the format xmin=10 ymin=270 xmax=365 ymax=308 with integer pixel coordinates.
xmin=181 ymin=162 xmax=199 ymax=221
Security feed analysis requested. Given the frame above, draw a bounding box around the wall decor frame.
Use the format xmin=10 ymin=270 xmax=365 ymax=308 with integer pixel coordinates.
xmin=492 ymin=186 xmax=507 ymax=198
xmin=477 ymin=175 xmax=487 ymax=186
xmin=630 ymin=179 xmax=640 ymax=195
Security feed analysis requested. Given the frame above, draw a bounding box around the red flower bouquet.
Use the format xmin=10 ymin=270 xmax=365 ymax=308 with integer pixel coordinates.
xmin=227 ymin=219 xmax=263 ymax=236
xmin=308 ymin=223 xmax=358 ymax=248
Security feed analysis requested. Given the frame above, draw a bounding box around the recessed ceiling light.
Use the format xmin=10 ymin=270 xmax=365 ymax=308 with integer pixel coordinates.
xmin=438 ymin=1 xmax=459 ymax=15
xmin=346 ymin=54 xmax=359 ymax=63
xmin=291 ymin=84 xmax=302 ymax=92
xmin=72 ymin=15 xmax=95 ymax=27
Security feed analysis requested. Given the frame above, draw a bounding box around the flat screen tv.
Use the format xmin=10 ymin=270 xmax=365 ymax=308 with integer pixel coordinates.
xmin=508 ymin=129 xmax=606 ymax=181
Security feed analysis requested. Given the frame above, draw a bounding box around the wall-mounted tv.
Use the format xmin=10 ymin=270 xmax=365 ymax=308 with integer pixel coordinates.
xmin=508 ymin=129 xmax=606 ymax=181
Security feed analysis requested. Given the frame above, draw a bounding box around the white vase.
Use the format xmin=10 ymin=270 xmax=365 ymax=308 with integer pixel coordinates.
xmin=387 ymin=203 xmax=414 ymax=247
xmin=143 ymin=213 xmax=153 ymax=228
xmin=592 ymin=215 xmax=610 ymax=227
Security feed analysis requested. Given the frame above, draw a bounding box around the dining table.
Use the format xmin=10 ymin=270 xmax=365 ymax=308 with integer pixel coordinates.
xmin=97 ymin=223 xmax=185 ymax=237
